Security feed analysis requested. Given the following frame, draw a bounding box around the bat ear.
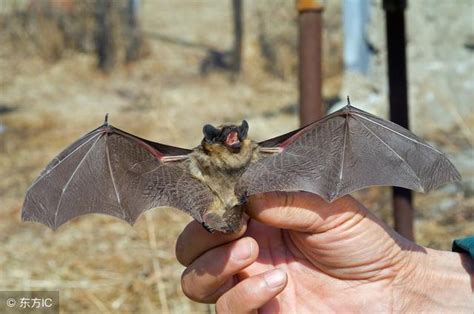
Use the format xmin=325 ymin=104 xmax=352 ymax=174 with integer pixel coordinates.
xmin=203 ymin=124 xmax=220 ymax=142
xmin=239 ymin=120 xmax=249 ymax=139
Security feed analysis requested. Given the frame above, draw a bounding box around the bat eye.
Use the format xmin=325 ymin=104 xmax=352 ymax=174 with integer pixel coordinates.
xmin=238 ymin=120 xmax=249 ymax=139
xmin=203 ymin=124 xmax=220 ymax=142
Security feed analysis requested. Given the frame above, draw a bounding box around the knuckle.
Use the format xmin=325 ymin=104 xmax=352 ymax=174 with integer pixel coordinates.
xmin=216 ymin=282 xmax=251 ymax=313
xmin=281 ymin=192 xmax=295 ymax=208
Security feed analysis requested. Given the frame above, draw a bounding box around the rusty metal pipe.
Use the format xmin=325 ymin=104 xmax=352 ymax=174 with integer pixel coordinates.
xmin=298 ymin=0 xmax=324 ymax=126
xmin=384 ymin=0 xmax=414 ymax=241
xmin=232 ymin=0 xmax=243 ymax=73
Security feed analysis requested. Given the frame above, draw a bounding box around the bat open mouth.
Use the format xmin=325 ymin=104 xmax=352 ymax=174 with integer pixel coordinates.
xmin=225 ymin=131 xmax=241 ymax=150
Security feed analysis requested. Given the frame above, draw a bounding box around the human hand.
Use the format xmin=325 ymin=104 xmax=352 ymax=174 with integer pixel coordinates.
xmin=176 ymin=192 xmax=473 ymax=313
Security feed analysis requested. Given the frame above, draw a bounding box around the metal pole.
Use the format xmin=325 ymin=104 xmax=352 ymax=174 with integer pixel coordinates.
xmin=232 ymin=0 xmax=243 ymax=73
xmin=383 ymin=0 xmax=414 ymax=241
xmin=297 ymin=0 xmax=324 ymax=126
xmin=96 ymin=0 xmax=117 ymax=73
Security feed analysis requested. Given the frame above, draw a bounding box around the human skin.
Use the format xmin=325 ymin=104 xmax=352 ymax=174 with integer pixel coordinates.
xmin=175 ymin=192 xmax=474 ymax=313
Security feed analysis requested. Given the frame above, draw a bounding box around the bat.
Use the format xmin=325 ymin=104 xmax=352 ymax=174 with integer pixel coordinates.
xmin=21 ymin=103 xmax=461 ymax=233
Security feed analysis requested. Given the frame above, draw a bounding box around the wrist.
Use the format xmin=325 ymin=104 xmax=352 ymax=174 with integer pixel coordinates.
xmin=395 ymin=245 xmax=474 ymax=312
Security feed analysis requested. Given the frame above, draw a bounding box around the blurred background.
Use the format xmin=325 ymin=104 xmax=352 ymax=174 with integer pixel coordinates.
xmin=0 ymin=0 xmax=472 ymax=312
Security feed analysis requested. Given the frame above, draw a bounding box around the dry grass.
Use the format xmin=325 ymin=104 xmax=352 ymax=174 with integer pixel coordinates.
xmin=0 ymin=1 xmax=472 ymax=313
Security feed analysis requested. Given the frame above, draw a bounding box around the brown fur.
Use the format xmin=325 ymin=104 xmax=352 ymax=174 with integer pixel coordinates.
xmin=186 ymin=139 xmax=261 ymax=231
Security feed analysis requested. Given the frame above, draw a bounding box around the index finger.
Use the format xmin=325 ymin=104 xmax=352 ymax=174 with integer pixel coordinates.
xmin=175 ymin=218 xmax=248 ymax=266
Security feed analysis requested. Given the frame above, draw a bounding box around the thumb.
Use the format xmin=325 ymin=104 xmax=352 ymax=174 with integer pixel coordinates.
xmin=245 ymin=192 xmax=365 ymax=233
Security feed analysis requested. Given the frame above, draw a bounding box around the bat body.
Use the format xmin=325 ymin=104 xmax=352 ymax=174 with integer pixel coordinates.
xmin=186 ymin=137 xmax=262 ymax=232
xmin=22 ymin=104 xmax=461 ymax=233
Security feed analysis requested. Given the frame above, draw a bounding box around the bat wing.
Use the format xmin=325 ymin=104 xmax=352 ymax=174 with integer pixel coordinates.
xmin=237 ymin=105 xmax=461 ymax=202
xmin=22 ymin=121 xmax=214 ymax=230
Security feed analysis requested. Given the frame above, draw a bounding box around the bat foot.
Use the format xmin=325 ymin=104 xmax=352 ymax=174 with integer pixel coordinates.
xmin=202 ymin=210 xmax=243 ymax=234
xmin=238 ymin=192 xmax=248 ymax=206
xmin=201 ymin=222 xmax=215 ymax=233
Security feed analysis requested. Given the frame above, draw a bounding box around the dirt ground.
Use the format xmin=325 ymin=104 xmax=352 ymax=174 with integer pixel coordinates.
xmin=0 ymin=1 xmax=472 ymax=313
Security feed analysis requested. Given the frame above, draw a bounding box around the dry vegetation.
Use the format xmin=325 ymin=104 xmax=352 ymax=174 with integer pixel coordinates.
xmin=0 ymin=1 xmax=472 ymax=313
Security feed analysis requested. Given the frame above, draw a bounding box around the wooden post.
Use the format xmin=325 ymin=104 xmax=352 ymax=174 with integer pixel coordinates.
xmin=383 ymin=0 xmax=414 ymax=241
xmin=297 ymin=0 xmax=324 ymax=126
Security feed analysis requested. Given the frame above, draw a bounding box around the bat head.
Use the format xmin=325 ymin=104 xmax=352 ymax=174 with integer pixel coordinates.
xmin=202 ymin=120 xmax=249 ymax=153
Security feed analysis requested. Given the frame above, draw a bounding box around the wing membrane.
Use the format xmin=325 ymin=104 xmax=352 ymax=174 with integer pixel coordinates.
xmin=22 ymin=123 xmax=213 ymax=230
xmin=238 ymin=105 xmax=461 ymax=202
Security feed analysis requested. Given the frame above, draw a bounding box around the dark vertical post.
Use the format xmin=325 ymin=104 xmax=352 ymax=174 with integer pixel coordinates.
xmin=95 ymin=0 xmax=116 ymax=73
xmin=232 ymin=0 xmax=243 ymax=73
xmin=125 ymin=0 xmax=142 ymax=63
xmin=297 ymin=0 xmax=324 ymax=126
xmin=383 ymin=0 xmax=414 ymax=241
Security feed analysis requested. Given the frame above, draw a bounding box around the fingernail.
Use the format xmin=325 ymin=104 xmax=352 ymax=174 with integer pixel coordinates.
xmin=264 ymin=269 xmax=287 ymax=289
xmin=231 ymin=239 xmax=252 ymax=261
